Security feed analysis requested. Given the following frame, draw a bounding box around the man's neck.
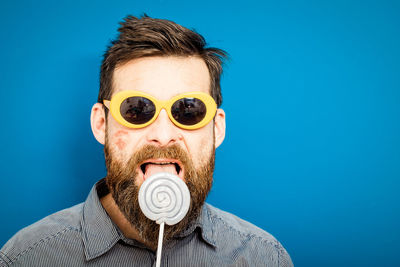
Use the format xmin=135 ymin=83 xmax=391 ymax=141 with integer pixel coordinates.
xmin=100 ymin=193 xmax=157 ymax=250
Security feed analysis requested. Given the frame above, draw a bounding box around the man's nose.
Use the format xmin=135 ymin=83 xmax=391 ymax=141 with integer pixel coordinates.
xmin=146 ymin=108 xmax=181 ymax=146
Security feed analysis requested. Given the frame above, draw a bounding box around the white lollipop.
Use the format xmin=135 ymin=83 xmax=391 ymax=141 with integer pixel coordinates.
xmin=138 ymin=172 xmax=190 ymax=267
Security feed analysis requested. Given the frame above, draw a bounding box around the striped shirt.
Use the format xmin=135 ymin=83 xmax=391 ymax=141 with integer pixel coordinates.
xmin=0 ymin=179 xmax=293 ymax=266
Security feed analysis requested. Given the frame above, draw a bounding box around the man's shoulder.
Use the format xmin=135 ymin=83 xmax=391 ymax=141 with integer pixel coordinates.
xmin=203 ymin=203 xmax=293 ymax=266
xmin=0 ymin=203 xmax=84 ymax=265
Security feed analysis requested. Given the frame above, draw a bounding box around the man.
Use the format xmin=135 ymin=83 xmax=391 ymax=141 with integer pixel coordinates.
xmin=0 ymin=15 xmax=293 ymax=266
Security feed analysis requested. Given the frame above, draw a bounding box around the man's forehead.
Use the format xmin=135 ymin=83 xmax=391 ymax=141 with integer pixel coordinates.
xmin=112 ymin=56 xmax=211 ymax=99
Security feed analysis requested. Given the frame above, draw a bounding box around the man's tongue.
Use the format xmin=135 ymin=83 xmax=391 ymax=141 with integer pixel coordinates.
xmin=144 ymin=164 xmax=177 ymax=180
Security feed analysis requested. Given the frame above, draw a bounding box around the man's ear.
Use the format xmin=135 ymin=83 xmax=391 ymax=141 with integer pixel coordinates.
xmin=90 ymin=103 xmax=106 ymax=145
xmin=214 ymin=108 xmax=226 ymax=148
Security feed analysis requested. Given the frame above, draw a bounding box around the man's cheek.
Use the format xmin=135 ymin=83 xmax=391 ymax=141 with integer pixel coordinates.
xmin=113 ymin=130 xmax=129 ymax=151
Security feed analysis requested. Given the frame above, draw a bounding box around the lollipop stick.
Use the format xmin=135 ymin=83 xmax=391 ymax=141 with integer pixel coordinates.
xmin=156 ymin=222 xmax=165 ymax=267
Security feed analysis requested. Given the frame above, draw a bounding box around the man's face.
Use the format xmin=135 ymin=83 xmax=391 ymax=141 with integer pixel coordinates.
xmin=97 ymin=56 xmax=225 ymax=246
xmin=106 ymin=56 xmax=215 ymax=181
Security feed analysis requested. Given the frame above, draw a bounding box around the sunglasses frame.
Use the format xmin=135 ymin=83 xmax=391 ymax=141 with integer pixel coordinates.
xmin=103 ymin=90 xmax=217 ymax=130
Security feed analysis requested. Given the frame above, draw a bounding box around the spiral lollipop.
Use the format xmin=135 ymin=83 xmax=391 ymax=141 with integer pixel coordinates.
xmin=138 ymin=172 xmax=190 ymax=267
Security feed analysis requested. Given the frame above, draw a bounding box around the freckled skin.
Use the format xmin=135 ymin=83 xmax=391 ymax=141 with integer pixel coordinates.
xmin=114 ymin=130 xmax=129 ymax=137
xmin=115 ymin=139 xmax=126 ymax=150
xmin=113 ymin=130 xmax=129 ymax=150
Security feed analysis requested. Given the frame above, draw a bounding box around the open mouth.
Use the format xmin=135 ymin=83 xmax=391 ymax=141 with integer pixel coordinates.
xmin=138 ymin=159 xmax=184 ymax=182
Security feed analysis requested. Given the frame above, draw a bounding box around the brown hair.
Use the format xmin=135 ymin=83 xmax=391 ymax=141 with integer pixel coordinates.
xmin=98 ymin=15 xmax=228 ymax=107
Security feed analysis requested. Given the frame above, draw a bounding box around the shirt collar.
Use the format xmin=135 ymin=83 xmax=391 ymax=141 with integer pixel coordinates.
xmin=81 ymin=179 xmax=217 ymax=261
xmin=177 ymin=204 xmax=217 ymax=247
xmin=81 ymin=179 xmax=121 ymax=261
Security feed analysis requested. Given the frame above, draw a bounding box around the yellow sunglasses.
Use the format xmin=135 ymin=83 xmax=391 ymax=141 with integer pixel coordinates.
xmin=103 ymin=91 xmax=217 ymax=130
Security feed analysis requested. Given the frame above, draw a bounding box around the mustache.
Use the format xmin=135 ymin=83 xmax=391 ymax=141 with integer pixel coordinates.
xmin=105 ymin=143 xmax=194 ymax=184
xmin=128 ymin=144 xmax=190 ymax=166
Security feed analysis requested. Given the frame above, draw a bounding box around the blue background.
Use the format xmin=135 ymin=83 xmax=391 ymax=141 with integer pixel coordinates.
xmin=1 ymin=1 xmax=399 ymax=266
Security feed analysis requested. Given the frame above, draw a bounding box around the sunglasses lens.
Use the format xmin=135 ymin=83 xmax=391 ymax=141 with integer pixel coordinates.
xmin=120 ymin=97 xmax=156 ymax=124
xmin=171 ymin=98 xmax=207 ymax=126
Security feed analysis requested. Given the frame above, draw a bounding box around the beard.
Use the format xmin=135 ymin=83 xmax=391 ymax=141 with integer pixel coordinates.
xmin=104 ymin=137 xmax=215 ymax=248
